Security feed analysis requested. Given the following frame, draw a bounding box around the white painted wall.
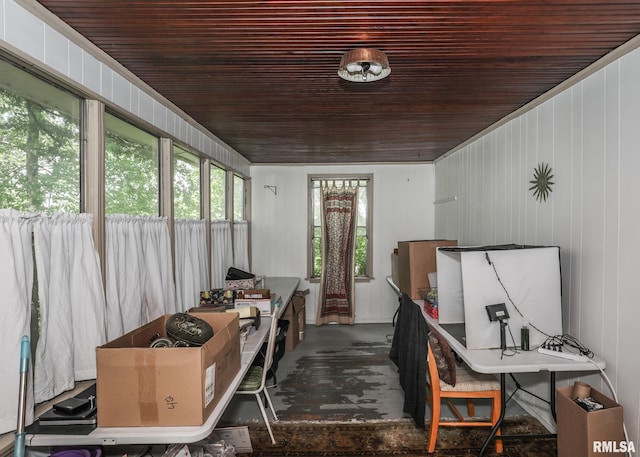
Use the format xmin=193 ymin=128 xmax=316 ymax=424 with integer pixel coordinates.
xmin=435 ymin=47 xmax=640 ymax=447
xmin=251 ymin=163 xmax=437 ymax=324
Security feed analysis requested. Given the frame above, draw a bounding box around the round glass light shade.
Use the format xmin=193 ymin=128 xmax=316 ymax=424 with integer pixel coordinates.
xmin=338 ymin=48 xmax=391 ymax=83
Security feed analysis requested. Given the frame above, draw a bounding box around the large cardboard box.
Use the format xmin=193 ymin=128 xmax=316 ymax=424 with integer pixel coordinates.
xmin=557 ymin=385 xmax=625 ymax=457
xmin=96 ymin=312 xmax=240 ymax=427
xmin=285 ymin=289 xmax=308 ymax=351
xmin=397 ymin=240 xmax=457 ymax=299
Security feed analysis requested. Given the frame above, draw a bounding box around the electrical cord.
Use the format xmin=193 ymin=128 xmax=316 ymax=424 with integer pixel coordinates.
xmin=586 ymin=358 xmax=632 ymax=457
xmin=486 ymin=251 xmax=630 ymax=453
xmin=498 ymin=322 xmax=520 ymax=359
xmin=539 ymin=334 xmax=595 ymax=358
xmin=485 ymin=252 xmax=552 ymax=338
xmin=539 ymin=334 xmax=631 ymax=457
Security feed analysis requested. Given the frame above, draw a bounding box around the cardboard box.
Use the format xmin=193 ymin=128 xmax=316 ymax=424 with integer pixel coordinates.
xmin=397 ymin=240 xmax=457 ymax=299
xmin=236 ymin=289 xmax=270 ymax=300
xmin=235 ymin=293 xmax=276 ymax=316
xmin=285 ymin=289 xmax=308 ymax=351
xmin=96 ymin=312 xmax=240 ymax=427
xmin=557 ymin=385 xmax=625 ymax=457
xmin=225 ymin=306 xmax=261 ymax=330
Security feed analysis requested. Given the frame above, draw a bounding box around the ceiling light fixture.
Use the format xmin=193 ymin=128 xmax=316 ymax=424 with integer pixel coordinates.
xmin=338 ymin=48 xmax=391 ymax=83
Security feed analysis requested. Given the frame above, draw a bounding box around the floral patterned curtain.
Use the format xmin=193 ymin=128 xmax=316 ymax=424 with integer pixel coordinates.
xmin=316 ymin=181 xmax=358 ymax=325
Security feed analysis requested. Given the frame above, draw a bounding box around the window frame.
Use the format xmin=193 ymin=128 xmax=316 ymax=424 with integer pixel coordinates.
xmin=307 ymin=173 xmax=373 ymax=282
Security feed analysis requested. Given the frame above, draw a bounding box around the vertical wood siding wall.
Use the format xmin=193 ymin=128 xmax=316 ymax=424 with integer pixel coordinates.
xmin=435 ymin=47 xmax=640 ymax=442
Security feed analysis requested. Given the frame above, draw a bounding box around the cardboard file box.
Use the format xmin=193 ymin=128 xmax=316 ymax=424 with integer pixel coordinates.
xmin=96 ymin=312 xmax=240 ymax=427
xmin=557 ymin=385 xmax=625 ymax=457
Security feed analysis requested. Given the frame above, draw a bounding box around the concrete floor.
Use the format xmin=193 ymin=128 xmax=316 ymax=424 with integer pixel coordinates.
xmin=220 ymin=322 xmax=526 ymax=425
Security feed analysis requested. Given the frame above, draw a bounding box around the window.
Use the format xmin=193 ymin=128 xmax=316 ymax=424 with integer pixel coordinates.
xmin=233 ymin=174 xmax=245 ymax=221
xmin=173 ymin=145 xmax=201 ymax=219
xmin=0 ymin=58 xmax=82 ymax=359
xmin=105 ymin=112 xmax=159 ymax=215
xmin=308 ymin=175 xmax=373 ymax=280
xmin=0 ymin=54 xmax=254 ymax=401
xmin=0 ymin=59 xmax=81 ymax=213
xmin=210 ymin=165 xmax=226 ymax=220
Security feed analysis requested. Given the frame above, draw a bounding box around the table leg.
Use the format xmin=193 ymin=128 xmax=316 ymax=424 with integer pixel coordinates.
xmin=550 ymin=372 xmax=557 ymax=422
xmin=479 ymin=372 xmax=506 ymax=456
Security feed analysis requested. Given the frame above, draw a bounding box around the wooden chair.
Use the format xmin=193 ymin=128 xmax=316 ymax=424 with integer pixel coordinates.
xmin=425 ymin=337 xmax=503 ymax=454
xmin=235 ymin=314 xmax=280 ymax=444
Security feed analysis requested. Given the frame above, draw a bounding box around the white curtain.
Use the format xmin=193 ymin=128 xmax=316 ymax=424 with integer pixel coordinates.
xmin=233 ymin=221 xmax=250 ymax=272
xmin=0 ymin=209 xmax=35 ymax=434
xmin=32 ymin=213 xmax=106 ymax=401
xmin=211 ymin=220 xmax=233 ymax=289
xmin=174 ymin=219 xmax=209 ymax=312
xmin=105 ymin=215 xmax=176 ymax=341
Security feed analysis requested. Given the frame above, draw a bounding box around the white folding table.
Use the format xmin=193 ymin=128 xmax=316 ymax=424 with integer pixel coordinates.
xmin=423 ymin=310 xmax=606 ymax=456
xmin=25 ymin=277 xmax=300 ymax=448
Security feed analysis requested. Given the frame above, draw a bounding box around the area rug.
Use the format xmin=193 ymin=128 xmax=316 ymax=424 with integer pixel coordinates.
xmin=234 ymin=416 xmax=557 ymax=457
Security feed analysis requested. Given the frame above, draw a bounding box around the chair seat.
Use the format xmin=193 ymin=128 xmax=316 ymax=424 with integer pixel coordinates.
xmin=440 ymin=364 xmax=500 ymax=392
xmin=238 ymin=366 xmax=264 ymax=391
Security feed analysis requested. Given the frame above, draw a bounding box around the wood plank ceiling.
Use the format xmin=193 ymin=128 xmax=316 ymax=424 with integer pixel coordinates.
xmin=36 ymin=1 xmax=640 ymax=164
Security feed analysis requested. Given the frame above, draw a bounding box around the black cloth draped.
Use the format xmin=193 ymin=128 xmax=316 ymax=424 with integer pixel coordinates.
xmin=389 ymin=293 xmax=430 ymax=428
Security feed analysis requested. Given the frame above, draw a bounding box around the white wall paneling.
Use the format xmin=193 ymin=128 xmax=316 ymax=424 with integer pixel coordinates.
xmin=435 ymin=47 xmax=640 ymax=446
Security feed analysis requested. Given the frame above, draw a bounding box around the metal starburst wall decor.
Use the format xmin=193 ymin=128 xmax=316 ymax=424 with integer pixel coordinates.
xmin=529 ymin=163 xmax=554 ymax=202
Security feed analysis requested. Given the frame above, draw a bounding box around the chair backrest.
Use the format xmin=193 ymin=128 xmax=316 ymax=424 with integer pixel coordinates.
xmin=426 ymin=342 xmax=442 ymax=396
xmin=259 ymin=315 xmax=281 ymax=386
xmin=426 ymin=327 xmax=458 ymax=387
